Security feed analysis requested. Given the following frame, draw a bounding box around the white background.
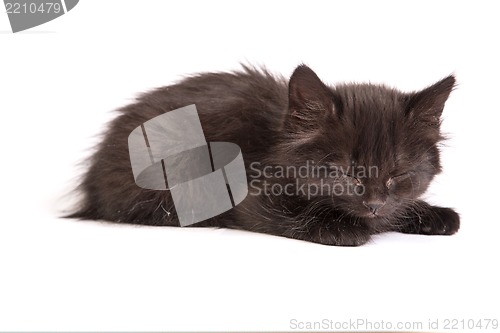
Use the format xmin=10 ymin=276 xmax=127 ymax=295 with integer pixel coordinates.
xmin=1 ymin=1 xmax=499 ymax=331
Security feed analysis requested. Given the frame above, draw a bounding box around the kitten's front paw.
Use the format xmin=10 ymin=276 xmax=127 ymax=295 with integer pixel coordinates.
xmin=308 ymin=225 xmax=371 ymax=246
xmin=333 ymin=232 xmax=371 ymax=247
xmin=401 ymin=206 xmax=460 ymax=235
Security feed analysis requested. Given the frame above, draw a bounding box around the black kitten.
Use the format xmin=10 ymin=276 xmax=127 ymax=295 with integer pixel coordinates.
xmin=68 ymin=65 xmax=460 ymax=246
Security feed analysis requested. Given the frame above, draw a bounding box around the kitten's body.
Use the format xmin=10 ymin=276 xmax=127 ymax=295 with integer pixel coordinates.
xmin=69 ymin=65 xmax=459 ymax=246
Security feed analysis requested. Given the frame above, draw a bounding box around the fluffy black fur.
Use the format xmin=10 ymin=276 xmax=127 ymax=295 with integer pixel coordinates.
xmin=68 ymin=65 xmax=460 ymax=246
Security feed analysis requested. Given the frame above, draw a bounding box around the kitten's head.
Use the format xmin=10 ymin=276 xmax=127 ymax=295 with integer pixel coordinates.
xmin=278 ymin=65 xmax=455 ymax=219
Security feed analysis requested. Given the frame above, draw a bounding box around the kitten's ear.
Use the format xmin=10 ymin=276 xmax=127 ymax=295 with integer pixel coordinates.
xmin=406 ymin=75 xmax=456 ymax=125
xmin=287 ymin=65 xmax=335 ymax=131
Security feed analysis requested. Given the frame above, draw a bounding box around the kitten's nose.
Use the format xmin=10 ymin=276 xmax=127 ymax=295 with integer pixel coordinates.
xmin=363 ymin=200 xmax=385 ymax=214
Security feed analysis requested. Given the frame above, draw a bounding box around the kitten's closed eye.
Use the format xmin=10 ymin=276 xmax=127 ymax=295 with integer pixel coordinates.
xmin=386 ymin=172 xmax=414 ymax=189
xmin=344 ymin=173 xmax=362 ymax=185
xmin=324 ymin=162 xmax=362 ymax=184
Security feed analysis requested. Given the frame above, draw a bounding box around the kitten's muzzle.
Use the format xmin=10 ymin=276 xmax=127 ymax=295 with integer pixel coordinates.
xmin=363 ymin=200 xmax=386 ymax=216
